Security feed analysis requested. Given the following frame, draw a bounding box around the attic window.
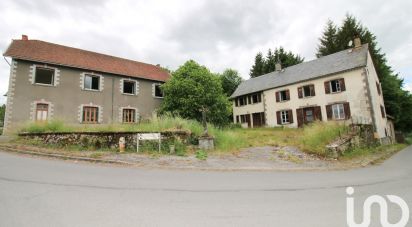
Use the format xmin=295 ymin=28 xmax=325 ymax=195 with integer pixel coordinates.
xmin=84 ymin=74 xmax=100 ymax=91
xmin=123 ymin=80 xmax=136 ymax=95
xmin=35 ymin=67 xmax=55 ymax=85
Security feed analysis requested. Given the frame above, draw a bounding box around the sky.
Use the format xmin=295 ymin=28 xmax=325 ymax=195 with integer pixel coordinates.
xmin=0 ymin=0 xmax=411 ymax=105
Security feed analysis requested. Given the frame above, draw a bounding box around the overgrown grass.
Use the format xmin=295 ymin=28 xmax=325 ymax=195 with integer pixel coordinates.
xmin=340 ymin=143 xmax=407 ymax=160
xmin=405 ymin=133 xmax=412 ymax=145
xmin=298 ymin=121 xmax=348 ymax=156
xmin=16 ymin=118 xmax=358 ymax=156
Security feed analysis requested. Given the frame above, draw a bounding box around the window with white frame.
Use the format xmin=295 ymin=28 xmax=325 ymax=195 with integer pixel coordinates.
xmin=35 ymin=67 xmax=55 ymax=85
xmin=281 ymin=110 xmax=290 ymax=124
xmin=123 ymin=80 xmax=136 ymax=95
xmin=84 ymin=74 xmax=100 ymax=91
xmin=122 ymin=108 xmax=136 ymax=123
xmin=154 ymin=84 xmax=163 ymax=98
xmin=332 ymin=103 xmax=345 ymax=120
xmin=35 ymin=103 xmax=49 ymax=121
xmin=278 ymin=90 xmax=289 ymax=101
xmin=330 ymin=80 xmax=341 ymax=93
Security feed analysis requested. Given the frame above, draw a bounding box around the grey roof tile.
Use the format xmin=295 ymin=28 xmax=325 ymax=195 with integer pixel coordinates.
xmin=231 ymin=44 xmax=369 ymax=98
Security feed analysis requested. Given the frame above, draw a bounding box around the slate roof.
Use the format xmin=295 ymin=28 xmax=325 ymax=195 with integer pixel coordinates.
xmin=231 ymin=44 xmax=369 ymax=98
xmin=3 ymin=38 xmax=170 ymax=82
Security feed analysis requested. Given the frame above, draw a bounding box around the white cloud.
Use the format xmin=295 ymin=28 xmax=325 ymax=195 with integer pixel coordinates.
xmin=0 ymin=0 xmax=412 ymax=105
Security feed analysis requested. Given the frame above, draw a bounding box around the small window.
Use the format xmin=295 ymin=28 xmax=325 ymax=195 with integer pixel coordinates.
xmin=330 ymin=80 xmax=341 ymax=93
xmin=332 ymin=104 xmax=345 ymax=120
xmin=251 ymin=93 xmax=262 ymax=104
xmin=376 ymin=82 xmax=381 ymax=96
xmin=278 ymin=90 xmax=289 ymax=101
xmin=154 ymin=84 xmax=163 ymax=98
xmin=281 ymin=110 xmax=290 ymax=124
xmin=381 ymin=105 xmax=386 ymax=118
xmin=236 ymin=116 xmax=240 ymax=123
xmin=84 ymin=74 xmax=100 ymax=90
xmin=35 ymin=67 xmax=54 ymax=85
xmin=122 ymin=109 xmax=136 ymax=123
xmin=238 ymin=96 xmax=247 ymax=106
xmin=303 ymin=85 xmax=315 ymax=97
xmin=35 ymin=103 xmax=49 ymax=121
xmin=123 ymin=80 xmax=136 ymax=94
xmin=82 ymin=106 xmax=99 ymax=123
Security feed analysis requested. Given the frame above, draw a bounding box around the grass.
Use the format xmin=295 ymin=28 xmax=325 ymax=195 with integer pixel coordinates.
xmin=340 ymin=143 xmax=407 ymax=160
xmin=18 ymin=118 xmax=394 ymax=158
xmin=405 ymin=133 xmax=412 ymax=145
xmin=298 ymin=121 xmax=348 ymax=156
xmin=195 ymin=150 xmax=208 ymax=160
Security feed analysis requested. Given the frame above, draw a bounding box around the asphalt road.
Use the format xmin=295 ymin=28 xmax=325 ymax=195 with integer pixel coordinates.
xmin=0 ymin=147 xmax=411 ymax=227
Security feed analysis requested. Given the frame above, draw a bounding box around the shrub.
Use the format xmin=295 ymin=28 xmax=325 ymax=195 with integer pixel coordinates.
xmin=195 ymin=150 xmax=208 ymax=160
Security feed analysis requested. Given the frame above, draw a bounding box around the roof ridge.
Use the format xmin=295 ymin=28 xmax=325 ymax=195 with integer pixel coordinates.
xmin=12 ymin=39 xmax=161 ymax=69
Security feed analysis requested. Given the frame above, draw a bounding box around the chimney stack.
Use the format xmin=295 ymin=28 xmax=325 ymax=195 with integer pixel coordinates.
xmin=275 ymin=62 xmax=282 ymax=72
xmin=22 ymin=35 xmax=28 ymax=40
xmin=354 ymin=37 xmax=361 ymax=48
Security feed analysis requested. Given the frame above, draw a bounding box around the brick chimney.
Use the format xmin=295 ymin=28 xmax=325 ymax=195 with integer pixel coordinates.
xmin=354 ymin=37 xmax=361 ymax=48
xmin=22 ymin=35 xmax=28 ymax=40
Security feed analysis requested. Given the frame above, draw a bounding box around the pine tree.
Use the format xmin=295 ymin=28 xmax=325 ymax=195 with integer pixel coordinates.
xmin=250 ymin=52 xmax=265 ymax=78
xmin=250 ymin=47 xmax=303 ymax=78
xmin=316 ymin=20 xmax=339 ymax=57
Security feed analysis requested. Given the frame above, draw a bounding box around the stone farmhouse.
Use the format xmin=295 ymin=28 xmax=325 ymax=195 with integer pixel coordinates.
xmin=2 ymin=35 xmax=169 ymax=134
xmin=231 ymin=38 xmax=394 ymax=141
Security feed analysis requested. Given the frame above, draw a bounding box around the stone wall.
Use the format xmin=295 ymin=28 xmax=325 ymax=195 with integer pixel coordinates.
xmin=18 ymin=130 xmax=191 ymax=150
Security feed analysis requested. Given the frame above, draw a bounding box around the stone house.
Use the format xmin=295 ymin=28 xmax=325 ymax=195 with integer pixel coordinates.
xmin=231 ymin=38 xmax=394 ymax=141
xmin=2 ymin=35 xmax=169 ymax=134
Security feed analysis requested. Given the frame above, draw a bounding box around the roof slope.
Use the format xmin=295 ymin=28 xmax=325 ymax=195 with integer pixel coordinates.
xmin=231 ymin=44 xmax=369 ymax=98
xmin=3 ymin=39 xmax=170 ymax=82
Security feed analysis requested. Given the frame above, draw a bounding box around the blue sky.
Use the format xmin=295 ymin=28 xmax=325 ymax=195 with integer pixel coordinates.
xmin=0 ymin=0 xmax=411 ymax=105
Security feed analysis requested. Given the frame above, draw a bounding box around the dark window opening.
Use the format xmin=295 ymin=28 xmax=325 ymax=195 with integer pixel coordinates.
xmin=154 ymin=84 xmax=163 ymax=97
xmin=279 ymin=90 xmax=288 ymax=101
xmin=84 ymin=75 xmax=100 ymax=90
xmin=381 ymin=105 xmax=386 ymax=118
xmin=251 ymin=93 xmax=262 ymax=104
xmin=123 ymin=81 xmax=136 ymax=94
xmin=35 ymin=67 xmax=54 ymax=85
xmin=238 ymin=96 xmax=247 ymax=106
xmin=303 ymin=85 xmax=315 ymax=97
xmin=376 ymin=82 xmax=381 ymax=95
xmin=330 ymin=80 xmax=341 ymax=93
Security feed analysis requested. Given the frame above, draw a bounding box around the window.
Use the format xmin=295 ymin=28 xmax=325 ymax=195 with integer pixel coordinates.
xmin=251 ymin=93 xmax=262 ymax=104
xmin=84 ymin=74 xmax=100 ymax=90
xmin=277 ymin=90 xmax=289 ymax=102
xmin=376 ymin=82 xmax=381 ymax=96
xmin=238 ymin=96 xmax=247 ymax=106
xmin=35 ymin=67 xmax=54 ymax=85
xmin=332 ymin=104 xmax=345 ymax=120
xmin=281 ymin=110 xmax=290 ymax=124
xmin=123 ymin=80 xmax=136 ymax=95
xmin=381 ymin=105 xmax=386 ymax=118
xmin=35 ymin=103 xmax=48 ymax=121
xmin=154 ymin=84 xmax=163 ymax=97
xmin=236 ymin=116 xmax=240 ymax=123
xmin=330 ymin=80 xmax=341 ymax=93
xmin=82 ymin=106 xmax=99 ymax=123
xmin=122 ymin=109 xmax=136 ymax=123
xmin=303 ymin=85 xmax=315 ymax=97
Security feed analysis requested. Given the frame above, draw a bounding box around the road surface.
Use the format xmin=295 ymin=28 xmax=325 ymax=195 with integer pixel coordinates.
xmin=0 ymin=147 xmax=411 ymax=227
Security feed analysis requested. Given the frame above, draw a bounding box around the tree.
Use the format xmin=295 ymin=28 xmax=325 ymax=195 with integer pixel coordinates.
xmin=160 ymin=60 xmax=231 ymax=126
xmin=0 ymin=104 xmax=5 ymax=126
xmin=317 ymin=14 xmax=412 ymax=132
xmin=250 ymin=47 xmax=303 ymax=78
xmin=316 ymin=20 xmax=339 ymax=58
xmin=219 ymin=69 xmax=243 ymax=97
xmin=250 ymin=52 xmax=265 ymax=78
